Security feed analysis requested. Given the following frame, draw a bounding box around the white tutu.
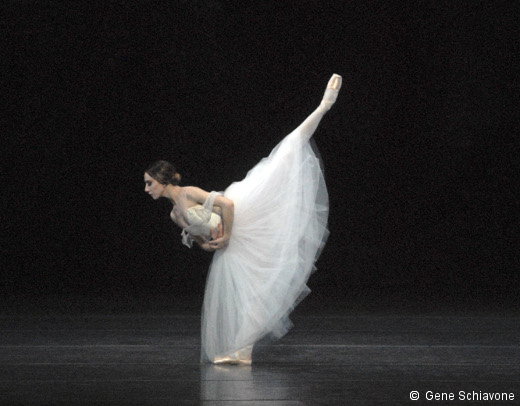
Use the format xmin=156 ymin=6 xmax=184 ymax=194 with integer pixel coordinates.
xmin=200 ymin=123 xmax=329 ymax=362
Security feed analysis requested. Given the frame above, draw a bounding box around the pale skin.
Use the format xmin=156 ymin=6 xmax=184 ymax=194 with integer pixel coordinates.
xmin=144 ymin=173 xmax=234 ymax=251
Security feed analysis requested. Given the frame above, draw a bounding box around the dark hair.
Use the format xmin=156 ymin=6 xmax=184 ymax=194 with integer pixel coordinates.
xmin=146 ymin=160 xmax=182 ymax=186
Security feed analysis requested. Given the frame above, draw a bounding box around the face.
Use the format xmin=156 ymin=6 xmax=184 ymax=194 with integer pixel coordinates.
xmin=144 ymin=173 xmax=166 ymax=200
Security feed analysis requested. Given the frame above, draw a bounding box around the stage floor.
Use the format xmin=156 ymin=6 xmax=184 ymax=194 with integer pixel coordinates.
xmin=1 ymin=293 xmax=519 ymax=405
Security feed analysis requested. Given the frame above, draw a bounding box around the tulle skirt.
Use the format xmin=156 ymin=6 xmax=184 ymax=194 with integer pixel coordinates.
xmin=200 ymin=126 xmax=329 ymax=362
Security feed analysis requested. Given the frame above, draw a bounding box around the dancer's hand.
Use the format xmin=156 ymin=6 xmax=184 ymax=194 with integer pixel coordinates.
xmin=207 ymin=220 xmax=227 ymax=250
xmin=211 ymin=222 xmax=223 ymax=240
xmin=208 ymin=235 xmax=230 ymax=250
xmin=196 ymin=223 xmax=224 ymax=251
xmin=199 ymin=242 xmax=213 ymax=252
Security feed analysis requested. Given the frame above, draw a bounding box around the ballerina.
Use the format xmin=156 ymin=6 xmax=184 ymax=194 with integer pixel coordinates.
xmin=145 ymin=74 xmax=342 ymax=364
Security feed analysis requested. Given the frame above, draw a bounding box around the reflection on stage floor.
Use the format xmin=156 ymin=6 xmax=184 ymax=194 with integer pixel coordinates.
xmin=1 ymin=293 xmax=519 ymax=405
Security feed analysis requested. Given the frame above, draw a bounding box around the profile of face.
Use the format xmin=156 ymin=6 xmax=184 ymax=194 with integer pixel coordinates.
xmin=144 ymin=172 xmax=166 ymax=200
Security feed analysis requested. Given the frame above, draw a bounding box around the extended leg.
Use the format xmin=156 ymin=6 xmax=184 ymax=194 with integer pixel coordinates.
xmin=295 ymin=74 xmax=342 ymax=143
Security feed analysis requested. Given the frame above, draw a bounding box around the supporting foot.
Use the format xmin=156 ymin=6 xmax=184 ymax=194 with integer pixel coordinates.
xmin=213 ymin=345 xmax=253 ymax=365
xmin=213 ymin=356 xmax=252 ymax=366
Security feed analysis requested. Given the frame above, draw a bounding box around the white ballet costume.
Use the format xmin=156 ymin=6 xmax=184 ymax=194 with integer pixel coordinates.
xmin=180 ymin=74 xmax=342 ymax=363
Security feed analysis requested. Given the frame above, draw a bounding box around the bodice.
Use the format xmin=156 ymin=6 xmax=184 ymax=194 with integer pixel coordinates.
xmin=179 ymin=191 xmax=222 ymax=248
xmin=185 ymin=205 xmax=222 ymax=236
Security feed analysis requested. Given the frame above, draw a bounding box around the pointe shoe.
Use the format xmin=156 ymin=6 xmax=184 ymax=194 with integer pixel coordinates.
xmin=327 ymin=73 xmax=342 ymax=91
xmin=320 ymin=73 xmax=342 ymax=111
xmin=213 ymin=355 xmax=240 ymax=365
xmin=213 ymin=345 xmax=253 ymax=365
xmin=213 ymin=355 xmax=252 ymax=366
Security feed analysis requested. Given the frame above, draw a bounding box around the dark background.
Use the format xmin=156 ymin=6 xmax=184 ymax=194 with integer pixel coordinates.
xmin=3 ymin=1 xmax=519 ymax=310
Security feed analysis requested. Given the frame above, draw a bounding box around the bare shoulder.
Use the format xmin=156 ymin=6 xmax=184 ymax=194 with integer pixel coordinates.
xmin=183 ymin=186 xmax=210 ymax=205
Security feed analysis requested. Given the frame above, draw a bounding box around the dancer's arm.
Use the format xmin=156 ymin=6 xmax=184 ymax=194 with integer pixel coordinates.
xmin=185 ymin=187 xmax=234 ymax=251
xmin=295 ymin=74 xmax=342 ymax=143
xmin=208 ymin=196 xmax=233 ymax=250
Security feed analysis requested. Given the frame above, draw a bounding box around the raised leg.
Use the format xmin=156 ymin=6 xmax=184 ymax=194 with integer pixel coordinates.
xmin=295 ymin=73 xmax=342 ymax=143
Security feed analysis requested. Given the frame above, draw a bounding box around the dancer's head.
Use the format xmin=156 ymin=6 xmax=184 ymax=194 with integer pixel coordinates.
xmin=144 ymin=160 xmax=181 ymax=200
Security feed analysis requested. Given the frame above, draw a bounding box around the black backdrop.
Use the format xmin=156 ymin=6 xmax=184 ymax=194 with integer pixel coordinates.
xmin=3 ymin=1 xmax=519 ymax=307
